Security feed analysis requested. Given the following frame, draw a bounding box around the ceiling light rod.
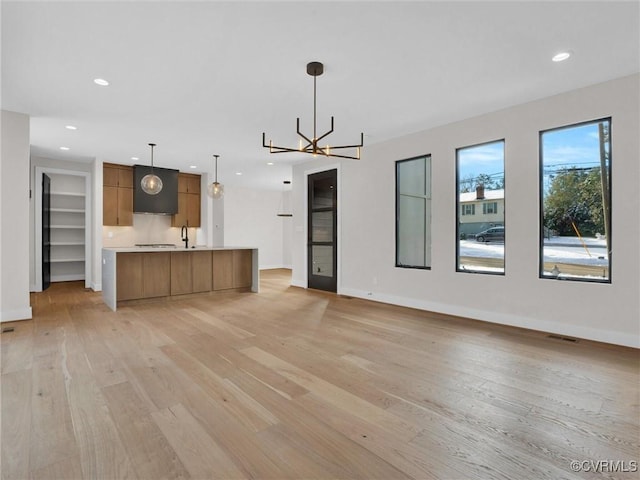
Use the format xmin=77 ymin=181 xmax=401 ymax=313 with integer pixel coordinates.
xmin=207 ymin=154 xmax=224 ymax=199
xmin=262 ymin=61 xmax=364 ymax=160
xmin=140 ymin=142 xmax=163 ymax=195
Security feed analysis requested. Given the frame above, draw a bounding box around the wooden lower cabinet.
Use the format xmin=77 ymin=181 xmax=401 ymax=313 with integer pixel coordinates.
xmin=117 ymin=249 xmax=251 ymax=302
xmin=116 ymin=253 xmax=143 ymax=301
xmin=233 ymin=249 xmax=253 ymax=288
xmin=212 ymin=250 xmax=234 ymax=290
xmin=142 ymin=253 xmax=171 ymax=298
xmin=170 ymin=251 xmax=192 ymax=295
xmin=171 ymin=251 xmax=212 ymax=295
xmin=192 ymin=250 xmax=212 ymax=292
xmin=116 ymin=252 xmax=170 ymax=300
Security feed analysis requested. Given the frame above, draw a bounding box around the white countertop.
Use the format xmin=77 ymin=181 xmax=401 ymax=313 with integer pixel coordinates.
xmin=103 ymin=246 xmax=257 ymax=253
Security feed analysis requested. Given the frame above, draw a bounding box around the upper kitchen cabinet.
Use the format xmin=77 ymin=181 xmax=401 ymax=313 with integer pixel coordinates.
xmin=103 ymin=163 xmax=133 ymax=226
xmin=172 ymin=173 xmax=201 ymax=227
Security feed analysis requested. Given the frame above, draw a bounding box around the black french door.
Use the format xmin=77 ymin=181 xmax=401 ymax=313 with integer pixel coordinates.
xmin=42 ymin=173 xmax=51 ymax=290
xmin=307 ymin=169 xmax=337 ymax=292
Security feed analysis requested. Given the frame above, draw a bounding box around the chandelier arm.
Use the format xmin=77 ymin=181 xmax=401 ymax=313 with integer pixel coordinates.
xmin=296 ymin=118 xmax=313 ymax=146
xmin=267 ymin=146 xmax=311 ymax=154
xmin=320 ymin=151 xmax=361 ymax=160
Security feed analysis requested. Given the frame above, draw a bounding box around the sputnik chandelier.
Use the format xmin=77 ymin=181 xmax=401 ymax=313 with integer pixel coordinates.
xmin=262 ymin=61 xmax=364 ymax=160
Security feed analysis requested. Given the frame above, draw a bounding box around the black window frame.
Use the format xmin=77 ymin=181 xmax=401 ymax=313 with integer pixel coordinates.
xmin=456 ymin=139 xmax=506 ymax=275
xmin=395 ymin=154 xmax=432 ymax=270
xmin=538 ymin=117 xmax=612 ymax=284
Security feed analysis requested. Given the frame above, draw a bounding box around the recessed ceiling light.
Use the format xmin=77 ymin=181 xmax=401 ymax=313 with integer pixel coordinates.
xmin=93 ymin=78 xmax=110 ymax=86
xmin=267 ymin=162 xmax=274 ymax=166
xmin=552 ymin=51 xmax=571 ymax=62
xmin=65 ymin=125 xmax=77 ymax=130
xmin=189 ymin=165 xmax=197 ymax=169
xmin=60 ymin=146 xmax=70 ymax=151
xmin=131 ymin=156 xmax=139 ymax=161
xmin=235 ymin=172 xmax=243 ymax=176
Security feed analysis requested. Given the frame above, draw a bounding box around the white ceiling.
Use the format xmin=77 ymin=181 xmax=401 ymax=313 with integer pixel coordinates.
xmin=2 ymin=1 xmax=639 ymax=190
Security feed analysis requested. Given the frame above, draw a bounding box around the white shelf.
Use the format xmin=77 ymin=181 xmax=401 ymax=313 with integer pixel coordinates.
xmin=50 ymin=242 xmax=85 ymax=246
xmin=51 ymin=225 xmax=86 ymax=229
xmin=50 ymin=208 xmax=85 ymax=213
xmin=51 ymin=258 xmax=85 ymax=263
xmin=50 ymin=191 xmax=85 ymax=197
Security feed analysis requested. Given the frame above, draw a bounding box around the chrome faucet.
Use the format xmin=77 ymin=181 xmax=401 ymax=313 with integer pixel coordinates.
xmin=181 ymin=225 xmax=189 ymax=249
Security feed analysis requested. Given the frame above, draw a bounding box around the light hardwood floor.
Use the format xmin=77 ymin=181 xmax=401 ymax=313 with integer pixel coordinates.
xmin=2 ymin=269 xmax=638 ymax=479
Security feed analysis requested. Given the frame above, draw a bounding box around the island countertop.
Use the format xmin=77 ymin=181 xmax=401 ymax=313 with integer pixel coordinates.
xmin=103 ymin=245 xmax=257 ymax=253
xmin=102 ymin=246 xmax=259 ymax=311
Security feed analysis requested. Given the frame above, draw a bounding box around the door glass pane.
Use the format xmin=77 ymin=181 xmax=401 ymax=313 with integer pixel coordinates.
xmin=312 ymin=177 xmax=334 ymax=208
xmin=312 ymin=211 xmax=333 ymax=242
xmin=311 ymin=245 xmax=333 ymax=277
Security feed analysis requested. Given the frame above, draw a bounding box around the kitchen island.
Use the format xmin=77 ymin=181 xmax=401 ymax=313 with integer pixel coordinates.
xmin=102 ymin=246 xmax=259 ymax=311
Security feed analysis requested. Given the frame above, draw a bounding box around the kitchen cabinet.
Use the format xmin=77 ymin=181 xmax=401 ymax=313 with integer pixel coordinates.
xmin=212 ymin=250 xmax=234 ymax=290
xmin=171 ymin=250 xmax=213 ymax=295
xmin=233 ymin=249 xmax=253 ymax=288
xmin=103 ymin=163 xmax=133 ymax=226
xmin=172 ymin=173 xmax=201 ymax=228
xmin=103 ymin=247 xmax=257 ymax=310
xmin=116 ymin=252 xmax=170 ymax=300
xmin=143 ymin=252 xmax=171 ymax=298
xmin=170 ymin=251 xmax=192 ymax=295
xmin=192 ymin=250 xmax=213 ymax=292
xmin=116 ymin=253 xmax=143 ymax=301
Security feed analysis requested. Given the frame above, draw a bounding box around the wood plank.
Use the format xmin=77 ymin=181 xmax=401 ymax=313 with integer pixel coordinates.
xmin=152 ymin=403 xmax=246 ymax=479
xmin=101 ymin=381 xmax=189 ymax=479
xmin=1 ymin=369 xmax=32 ymax=479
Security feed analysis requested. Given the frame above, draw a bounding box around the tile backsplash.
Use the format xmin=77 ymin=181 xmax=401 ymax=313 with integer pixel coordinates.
xmin=102 ymin=214 xmax=198 ymax=247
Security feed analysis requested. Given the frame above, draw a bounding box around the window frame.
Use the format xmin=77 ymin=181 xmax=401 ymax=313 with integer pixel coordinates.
xmin=455 ymin=139 xmax=506 ymax=275
xmin=395 ymin=154 xmax=432 ymax=270
xmin=538 ymin=117 xmax=612 ymax=284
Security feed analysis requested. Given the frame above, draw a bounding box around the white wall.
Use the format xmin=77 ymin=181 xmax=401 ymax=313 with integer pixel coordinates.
xmin=292 ymin=74 xmax=640 ymax=348
xmin=223 ymin=185 xmax=287 ymax=269
xmin=1 ymin=110 xmax=32 ymax=322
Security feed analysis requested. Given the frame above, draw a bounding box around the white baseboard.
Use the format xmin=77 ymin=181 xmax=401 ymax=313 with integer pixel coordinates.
xmin=91 ymin=282 xmax=102 ymax=292
xmin=1 ymin=307 xmax=33 ymax=322
xmin=51 ymin=274 xmax=85 ymax=282
xmin=290 ymin=278 xmax=306 ymax=288
xmin=259 ymin=264 xmax=292 ymax=271
xmin=339 ymin=287 xmax=639 ymax=349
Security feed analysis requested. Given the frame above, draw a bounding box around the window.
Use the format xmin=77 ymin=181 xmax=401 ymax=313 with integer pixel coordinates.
xmin=456 ymin=140 xmax=505 ymax=274
xmin=483 ymin=202 xmax=498 ymax=214
xmin=540 ymin=118 xmax=611 ymax=282
xmin=396 ymin=155 xmax=431 ymax=268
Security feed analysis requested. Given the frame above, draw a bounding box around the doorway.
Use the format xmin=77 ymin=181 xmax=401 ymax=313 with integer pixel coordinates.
xmin=307 ymin=169 xmax=337 ymax=292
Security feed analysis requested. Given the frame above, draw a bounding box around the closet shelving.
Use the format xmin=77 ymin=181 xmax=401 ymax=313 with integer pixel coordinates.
xmin=49 ymin=176 xmax=86 ymax=281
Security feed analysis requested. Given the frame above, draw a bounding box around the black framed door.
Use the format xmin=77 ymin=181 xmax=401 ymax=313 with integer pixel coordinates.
xmin=307 ymin=169 xmax=337 ymax=292
xmin=42 ymin=173 xmax=51 ymax=290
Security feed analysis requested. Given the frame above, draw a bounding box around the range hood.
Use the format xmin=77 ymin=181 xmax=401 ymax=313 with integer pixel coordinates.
xmin=133 ymin=165 xmax=179 ymax=214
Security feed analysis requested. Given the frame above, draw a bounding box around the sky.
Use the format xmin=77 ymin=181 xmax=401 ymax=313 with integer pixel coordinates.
xmin=456 ymin=119 xmax=609 ymax=191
